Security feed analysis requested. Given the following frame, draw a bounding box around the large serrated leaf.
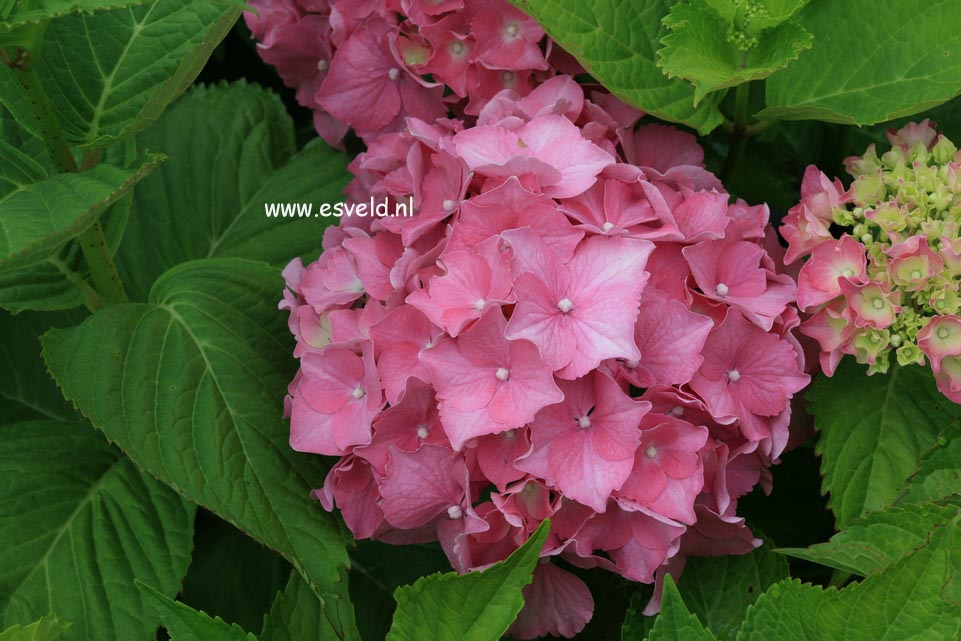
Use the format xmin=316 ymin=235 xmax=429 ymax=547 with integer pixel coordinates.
xmin=761 ymin=0 xmax=961 ymax=125
xmin=512 ymin=0 xmax=724 ymax=134
xmin=807 ymin=359 xmax=961 ymax=528
xmin=778 ymin=500 xmax=961 ymax=577
xmin=40 ymin=258 xmax=358 ymax=641
xmin=737 ymin=524 xmax=961 ymax=641
xmin=0 ymin=420 xmax=195 ymax=641
xmin=0 ymin=0 xmax=153 ymax=31
xmin=899 ymin=426 xmax=961 ymax=504
xmin=0 ymin=0 xmax=240 ymax=148
xmin=658 ymin=2 xmax=812 ymax=105
xmin=644 ymin=576 xmax=717 ymax=641
xmin=386 ymin=521 xmax=549 ymax=641
xmin=0 ymin=617 xmax=66 ymax=641
xmin=0 ymin=141 xmax=161 ymax=272
xmin=140 ymin=584 xmax=257 ymax=641
xmin=116 ymin=82 xmax=350 ymax=300
xmin=260 ymin=573 xmax=339 ymax=641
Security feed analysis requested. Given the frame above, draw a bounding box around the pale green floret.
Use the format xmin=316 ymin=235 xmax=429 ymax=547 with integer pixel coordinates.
xmin=896 ymin=342 xmax=926 ymax=367
xmin=830 ymin=129 xmax=961 ymax=373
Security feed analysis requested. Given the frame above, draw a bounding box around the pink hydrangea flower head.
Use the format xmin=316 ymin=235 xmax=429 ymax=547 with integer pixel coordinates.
xmin=786 ymin=121 xmax=961 ymax=389
xmin=270 ymin=7 xmax=813 ymax=631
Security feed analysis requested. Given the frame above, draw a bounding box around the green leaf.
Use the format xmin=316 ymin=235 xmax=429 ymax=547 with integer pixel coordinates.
xmin=0 ymin=141 xmax=161 ymax=272
xmin=621 ymin=542 xmax=788 ymax=641
xmin=512 ymin=0 xmax=724 ymax=134
xmin=0 ymin=0 xmax=152 ymax=31
xmin=0 ymin=256 xmax=87 ymax=313
xmin=761 ymin=0 xmax=961 ymax=125
xmin=658 ymin=2 xmax=812 ymax=105
xmin=900 ymin=426 xmax=961 ymax=504
xmin=669 ymin=544 xmax=788 ymax=641
xmin=807 ymin=359 xmax=961 ymax=527
xmin=737 ymin=525 xmax=961 ymax=641
xmin=778 ymin=500 xmax=961 ymax=577
xmin=0 ymin=0 xmax=240 ymax=148
xmin=41 ymin=258 xmax=357 ymax=640
xmin=116 ymin=81 xmax=350 ymax=300
xmin=260 ymin=573 xmax=340 ymax=641
xmin=180 ymin=512 xmax=291 ymax=634
xmin=0 ymin=420 xmax=195 ymax=641
xmin=139 ymin=583 xmax=257 ymax=641
xmin=644 ymin=576 xmax=717 ymax=641
xmin=0 ymin=617 xmax=66 ymax=641
xmin=703 ymin=0 xmax=808 ymax=31
xmin=386 ymin=520 xmax=549 ymax=641
xmin=0 ymin=310 xmax=80 ymax=424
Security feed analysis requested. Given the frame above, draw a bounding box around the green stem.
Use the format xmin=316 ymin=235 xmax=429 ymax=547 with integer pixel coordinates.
xmin=10 ymin=47 xmax=128 ymax=304
xmin=77 ymin=222 xmax=127 ymax=304
xmin=733 ymin=81 xmax=750 ymax=134
xmin=720 ymin=83 xmax=751 ymax=181
xmin=8 ymin=54 xmax=77 ymax=173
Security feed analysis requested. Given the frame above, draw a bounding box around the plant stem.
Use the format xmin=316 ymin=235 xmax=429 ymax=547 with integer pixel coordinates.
xmin=77 ymin=222 xmax=128 ymax=304
xmin=11 ymin=47 xmax=128 ymax=304
xmin=10 ymin=55 xmax=77 ymax=173
xmin=720 ymin=82 xmax=751 ymax=181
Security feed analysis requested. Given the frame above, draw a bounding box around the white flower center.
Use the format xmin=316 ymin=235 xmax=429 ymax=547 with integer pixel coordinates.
xmin=416 ymin=425 xmax=430 ymax=439
xmin=840 ymin=268 xmax=854 ymax=277
xmin=388 ymin=67 xmax=401 ymax=80
xmin=726 ymin=369 xmax=741 ymax=382
xmin=938 ymin=327 xmax=951 ymax=339
xmin=671 ymin=405 xmax=684 ymax=416
xmin=351 ymin=386 xmax=365 ymax=399
xmin=442 ymin=199 xmax=456 ymax=212
xmin=501 ymin=70 xmax=515 ymax=84
xmin=872 ymin=298 xmax=885 ymax=310
xmin=449 ymin=40 xmax=465 ymax=56
xmin=495 ymin=367 xmax=510 ymax=381
xmin=558 ymin=298 xmax=574 ymax=313
xmin=602 ymin=221 xmax=614 ymax=232
xmin=911 ymin=269 xmax=922 ymax=279
xmin=715 ymin=283 xmax=729 ymax=296
xmin=505 ymin=23 xmax=520 ymax=38
xmin=577 ymin=415 xmax=592 ymax=429
xmin=447 ymin=505 xmax=463 ymax=519
xmin=645 ymin=445 xmax=658 ymax=458
xmin=474 ymin=298 xmax=487 ymax=311
xmin=317 ymin=59 xmax=329 ymax=71
xmin=625 ymin=358 xmax=639 ymax=369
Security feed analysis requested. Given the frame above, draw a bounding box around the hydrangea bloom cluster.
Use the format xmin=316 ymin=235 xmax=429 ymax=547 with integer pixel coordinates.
xmin=784 ymin=120 xmax=961 ymax=401
xmin=244 ymin=0 xmax=581 ymax=146
xmin=277 ymin=64 xmax=809 ymax=637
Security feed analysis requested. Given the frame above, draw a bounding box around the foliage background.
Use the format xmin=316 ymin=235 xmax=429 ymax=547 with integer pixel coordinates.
xmin=3 ymin=1 xmax=961 ymax=640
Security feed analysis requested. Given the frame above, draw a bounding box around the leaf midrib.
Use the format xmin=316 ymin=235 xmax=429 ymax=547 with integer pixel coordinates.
xmin=0 ymin=451 xmax=123 ymax=612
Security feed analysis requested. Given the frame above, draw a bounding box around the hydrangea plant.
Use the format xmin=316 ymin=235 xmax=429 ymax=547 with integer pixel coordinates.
xmin=3 ymin=0 xmax=961 ymax=640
